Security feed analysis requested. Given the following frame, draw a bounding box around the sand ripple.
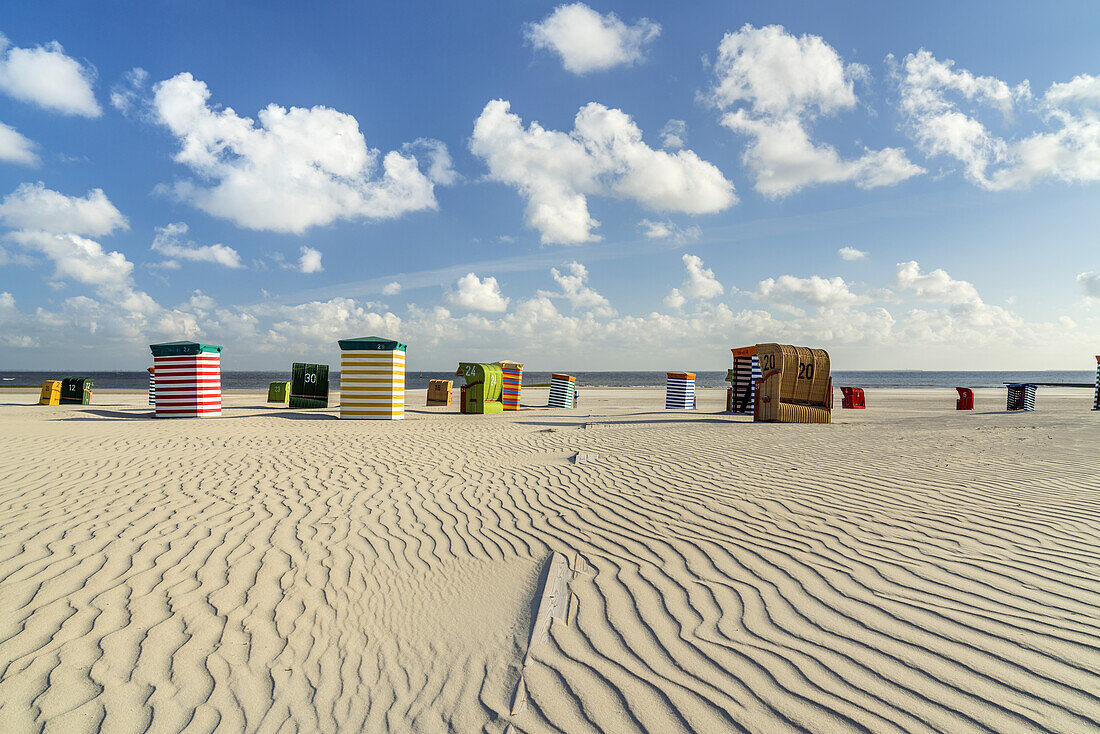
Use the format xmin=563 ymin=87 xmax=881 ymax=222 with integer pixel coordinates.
xmin=0 ymin=390 xmax=1098 ymax=732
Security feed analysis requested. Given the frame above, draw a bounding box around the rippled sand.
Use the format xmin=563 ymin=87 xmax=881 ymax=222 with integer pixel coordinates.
xmin=1 ymin=387 xmax=1098 ymax=733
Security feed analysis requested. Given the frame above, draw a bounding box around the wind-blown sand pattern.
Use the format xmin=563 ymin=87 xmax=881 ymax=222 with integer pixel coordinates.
xmin=1 ymin=387 xmax=1099 ymax=733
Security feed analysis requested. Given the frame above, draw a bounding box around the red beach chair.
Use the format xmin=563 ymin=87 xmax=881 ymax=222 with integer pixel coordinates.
xmin=956 ymin=387 xmax=974 ymax=410
xmin=840 ymin=387 xmax=865 ymax=409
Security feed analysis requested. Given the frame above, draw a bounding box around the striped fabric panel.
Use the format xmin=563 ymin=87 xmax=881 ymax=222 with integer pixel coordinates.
xmin=148 ymin=374 xmax=155 ymax=405
xmin=153 ymin=355 xmax=221 ymax=418
xmin=1007 ymin=385 xmax=1037 ymax=411
xmin=340 ymin=350 xmax=404 ymax=419
xmin=501 ymin=366 xmax=523 ymax=410
xmin=729 ymin=355 xmax=757 ymax=414
xmin=548 ymin=377 xmax=574 ymax=408
xmin=1094 ymin=360 xmax=1099 ymax=410
xmin=665 ymin=377 xmax=695 ymax=409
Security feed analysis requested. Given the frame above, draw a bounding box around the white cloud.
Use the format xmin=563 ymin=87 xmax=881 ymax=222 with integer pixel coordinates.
xmin=109 ymin=67 xmax=149 ymax=117
xmin=9 ymin=230 xmax=133 ymax=289
xmin=382 ymin=281 xmax=402 ymax=296
xmin=525 ymin=3 xmax=660 ymax=74
xmin=660 ymin=119 xmax=686 ymax=150
xmin=708 ymin=24 xmax=923 ymax=197
xmin=838 ymin=246 xmax=867 ymax=261
xmin=896 ymin=51 xmax=1100 ymax=189
xmin=150 ymin=72 xmax=452 ymax=233
xmin=447 ymin=273 xmax=509 ymax=312
xmin=0 ymin=34 xmax=101 ymax=117
xmin=663 ymin=288 xmax=686 ymax=310
xmin=298 ymin=246 xmax=323 ymax=274
xmin=667 ymin=254 xmax=723 ymax=306
xmin=1077 ymin=271 xmax=1100 ymax=299
xmin=0 ymin=182 xmax=128 ymax=236
xmin=0 ymin=121 xmax=37 ymax=166
xmin=470 ymin=99 xmax=735 ymax=244
xmin=894 ymin=260 xmax=981 ymax=305
xmin=539 ymin=261 xmax=615 ymax=316
xmin=637 ymin=218 xmax=700 ymax=243
xmin=754 ymin=274 xmax=868 ymax=309
xmin=893 ymin=260 xmax=1021 ymax=337
xmin=150 ymin=222 xmax=244 ymax=269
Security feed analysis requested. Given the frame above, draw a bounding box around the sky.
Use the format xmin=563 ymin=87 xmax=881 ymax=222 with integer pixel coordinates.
xmin=0 ymin=1 xmax=1098 ymax=371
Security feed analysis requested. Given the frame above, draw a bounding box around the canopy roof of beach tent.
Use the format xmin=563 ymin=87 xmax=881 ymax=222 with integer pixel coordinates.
xmin=149 ymin=341 xmax=222 ymax=356
xmin=337 ymin=336 xmax=407 ymax=351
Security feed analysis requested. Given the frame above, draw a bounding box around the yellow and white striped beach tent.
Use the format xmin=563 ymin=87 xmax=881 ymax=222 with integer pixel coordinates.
xmin=337 ymin=336 xmax=407 ymax=419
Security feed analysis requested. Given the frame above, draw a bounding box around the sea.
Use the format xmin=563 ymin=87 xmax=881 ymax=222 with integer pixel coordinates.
xmin=2 ymin=370 xmax=1095 ymax=390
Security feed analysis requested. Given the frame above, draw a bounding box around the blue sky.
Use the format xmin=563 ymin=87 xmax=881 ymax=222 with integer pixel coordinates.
xmin=0 ymin=1 xmax=1098 ymax=370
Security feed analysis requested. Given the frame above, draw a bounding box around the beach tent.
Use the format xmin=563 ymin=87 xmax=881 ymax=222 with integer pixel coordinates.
xmin=39 ymin=380 xmax=61 ymax=405
xmin=149 ymin=341 xmax=222 ymax=418
xmin=1006 ymin=383 xmax=1036 ymax=411
xmin=60 ymin=376 xmax=92 ymax=404
xmin=426 ymin=379 xmax=453 ymax=406
xmin=840 ymin=387 xmax=865 ymax=409
xmin=1094 ymin=356 xmax=1099 ymax=410
xmin=338 ymin=336 xmax=406 ymax=420
xmin=665 ymin=372 xmax=696 ymax=409
xmin=290 ymin=363 xmax=329 ymax=408
xmin=956 ymin=387 xmax=974 ymax=410
xmin=456 ymin=362 xmax=503 ymax=414
xmin=754 ymin=343 xmax=832 ymax=424
xmin=548 ymin=373 xmax=576 ymax=408
xmin=267 ymin=381 xmax=290 ymax=405
xmin=497 ymin=361 xmax=523 ymax=410
xmin=727 ymin=346 xmax=761 ymax=414
xmin=147 ymin=367 xmax=155 ymax=405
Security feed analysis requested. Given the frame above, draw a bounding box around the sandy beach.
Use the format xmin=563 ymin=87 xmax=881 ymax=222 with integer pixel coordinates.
xmin=1 ymin=387 xmax=1098 ymax=733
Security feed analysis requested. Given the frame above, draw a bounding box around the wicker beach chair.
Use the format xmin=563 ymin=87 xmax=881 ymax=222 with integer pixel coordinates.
xmin=753 ymin=343 xmax=833 ymax=424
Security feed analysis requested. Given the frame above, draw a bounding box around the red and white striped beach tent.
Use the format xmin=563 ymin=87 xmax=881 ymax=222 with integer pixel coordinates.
xmin=149 ymin=341 xmax=223 ymax=418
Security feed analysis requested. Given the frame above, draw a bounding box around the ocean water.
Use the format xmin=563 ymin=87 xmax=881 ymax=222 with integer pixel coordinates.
xmin=1 ymin=370 xmax=1095 ymax=390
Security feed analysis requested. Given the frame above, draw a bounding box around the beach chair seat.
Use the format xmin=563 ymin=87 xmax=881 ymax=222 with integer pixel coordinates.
xmin=840 ymin=387 xmax=865 ymax=409
xmin=955 ymin=387 xmax=974 ymax=410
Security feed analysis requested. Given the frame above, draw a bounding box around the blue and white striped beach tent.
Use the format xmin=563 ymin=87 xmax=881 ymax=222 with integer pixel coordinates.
xmin=1007 ymin=383 xmax=1037 ymax=411
xmin=1093 ymin=356 xmax=1099 ymax=410
xmin=728 ymin=346 xmax=761 ymax=414
xmin=548 ymin=373 xmax=575 ymax=408
xmin=665 ymin=372 xmax=696 ymax=409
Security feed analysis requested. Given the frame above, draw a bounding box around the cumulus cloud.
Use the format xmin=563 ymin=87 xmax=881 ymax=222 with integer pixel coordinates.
xmin=894 ymin=260 xmax=981 ymax=305
xmin=150 ymin=222 xmax=244 ymax=269
xmin=0 ymin=33 xmax=101 ymax=116
xmin=893 ymin=260 xmax=1020 ymax=336
xmin=539 ymin=261 xmax=615 ymax=316
xmin=638 ymin=218 xmax=700 ymax=243
xmin=660 ymin=119 xmax=686 ymax=150
xmin=298 ymin=246 xmax=323 ymax=274
xmin=0 ymin=182 xmax=127 ymax=235
xmin=0 ymin=122 xmax=37 ymax=166
xmin=666 ymin=254 xmax=723 ymax=308
xmin=150 ymin=72 xmax=452 ymax=233
xmin=382 ymin=281 xmax=402 ymax=296
xmin=895 ymin=51 xmax=1100 ymax=189
xmin=708 ymin=24 xmax=923 ymax=197
xmin=470 ymin=99 xmax=735 ymax=244
xmin=838 ymin=246 xmax=867 ymax=260
xmin=754 ymin=274 xmax=868 ymax=310
xmin=447 ymin=273 xmax=510 ymax=312
xmin=1076 ymin=271 xmax=1100 ymax=299
xmin=9 ymin=230 xmax=132 ymax=288
xmin=525 ymin=3 xmax=660 ymax=74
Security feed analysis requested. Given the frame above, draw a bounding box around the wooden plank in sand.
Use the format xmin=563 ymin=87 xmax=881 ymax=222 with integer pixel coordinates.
xmin=512 ymin=551 xmax=572 ymax=716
